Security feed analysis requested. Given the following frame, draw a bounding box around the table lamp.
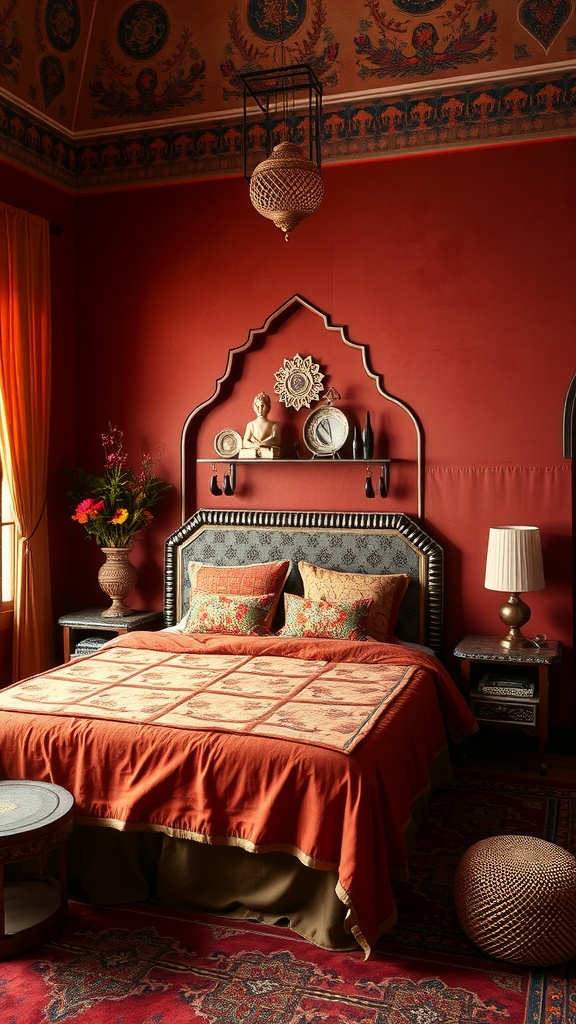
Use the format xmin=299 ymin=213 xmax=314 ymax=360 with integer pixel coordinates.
xmin=484 ymin=525 xmax=545 ymax=649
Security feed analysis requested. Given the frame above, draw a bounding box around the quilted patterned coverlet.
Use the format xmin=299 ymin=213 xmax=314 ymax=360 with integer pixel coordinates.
xmin=0 ymin=646 xmax=419 ymax=753
xmin=0 ymin=631 xmax=476 ymax=956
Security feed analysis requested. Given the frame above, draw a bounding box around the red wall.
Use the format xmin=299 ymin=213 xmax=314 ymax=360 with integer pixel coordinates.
xmin=2 ymin=138 xmax=574 ymax=723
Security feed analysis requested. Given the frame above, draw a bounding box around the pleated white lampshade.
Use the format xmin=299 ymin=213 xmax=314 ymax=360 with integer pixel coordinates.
xmin=485 ymin=526 xmax=545 ymax=594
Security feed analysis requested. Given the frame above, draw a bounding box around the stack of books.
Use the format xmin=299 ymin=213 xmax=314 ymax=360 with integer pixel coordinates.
xmin=72 ymin=636 xmax=110 ymax=658
xmin=477 ymin=671 xmax=535 ymax=698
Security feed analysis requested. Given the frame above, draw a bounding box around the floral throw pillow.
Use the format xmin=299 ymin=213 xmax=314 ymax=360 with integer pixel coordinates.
xmin=277 ymin=593 xmax=373 ymax=641
xmin=298 ymin=562 xmax=410 ymax=643
xmin=187 ymin=560 xmax=290 ymax=629
xmin=182 ymin=591 xmax=275 ymax=635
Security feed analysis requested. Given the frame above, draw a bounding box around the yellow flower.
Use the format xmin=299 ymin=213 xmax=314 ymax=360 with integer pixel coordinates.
xmin=109 ymin=508 xmax=129 ymax=525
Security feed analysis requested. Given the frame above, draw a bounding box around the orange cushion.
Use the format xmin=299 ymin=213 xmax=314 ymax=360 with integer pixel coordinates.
xmin=188 ymin=560 xmax=290 ymax=629
xmin=298 ymin=561 xmax=410 ymax=643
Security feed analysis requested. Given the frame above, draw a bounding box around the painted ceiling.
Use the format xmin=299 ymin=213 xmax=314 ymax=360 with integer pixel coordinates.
xmin=1 ymin=1 xmax=575 ymax=190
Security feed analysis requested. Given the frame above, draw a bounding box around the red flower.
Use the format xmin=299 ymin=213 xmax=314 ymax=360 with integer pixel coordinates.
xmin=72 ymin=497 xmax=105 ymax=524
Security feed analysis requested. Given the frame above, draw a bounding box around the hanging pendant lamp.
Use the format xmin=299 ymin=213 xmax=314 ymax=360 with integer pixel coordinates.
xmin=249 ymin=141 xmax=324 ymax=240
xmin=241 ymin=64 xmax=324 ymax=241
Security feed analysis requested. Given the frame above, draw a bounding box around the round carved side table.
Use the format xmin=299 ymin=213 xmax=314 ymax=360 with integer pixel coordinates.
xmin=0 ymin=780 xmax=74 ymax=958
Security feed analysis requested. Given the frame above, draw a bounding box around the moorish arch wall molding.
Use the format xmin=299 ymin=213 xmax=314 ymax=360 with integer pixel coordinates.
xmin=180 ymin=293 xmax=424 ymax=520
xmin=561 ymin=371 xmax=576 ymax=681
xmin=562 ymin=372 xmax=576 ymax=459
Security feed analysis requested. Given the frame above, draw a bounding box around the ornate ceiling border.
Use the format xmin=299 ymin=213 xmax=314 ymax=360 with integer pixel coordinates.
xmin=1 ymin=70 xmax=575 ymax=191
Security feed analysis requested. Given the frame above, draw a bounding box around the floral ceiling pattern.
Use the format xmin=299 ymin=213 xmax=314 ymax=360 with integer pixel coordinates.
xmin=0 ymin=0 xmax=574 ymax=189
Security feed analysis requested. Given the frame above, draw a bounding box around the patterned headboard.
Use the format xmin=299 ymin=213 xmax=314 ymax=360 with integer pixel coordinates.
xmin=164 ymin=509 xmax=444 ymax=654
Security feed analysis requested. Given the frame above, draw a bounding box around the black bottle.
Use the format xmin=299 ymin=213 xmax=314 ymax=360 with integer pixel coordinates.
xmin=362 ymin=411 xmax=374 ymax=460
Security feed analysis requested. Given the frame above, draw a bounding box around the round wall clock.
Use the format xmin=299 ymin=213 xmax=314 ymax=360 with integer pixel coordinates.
xmin=303 ymin=406 xmax=349 ymax=457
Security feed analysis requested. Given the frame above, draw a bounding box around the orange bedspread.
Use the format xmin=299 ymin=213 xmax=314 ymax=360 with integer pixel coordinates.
xmin=0 ymin=631 xmax=476 ymax=955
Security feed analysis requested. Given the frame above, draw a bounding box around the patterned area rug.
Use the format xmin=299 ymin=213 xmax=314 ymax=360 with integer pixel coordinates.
xmin=0 ymin=776 xmax=574 ymax=1023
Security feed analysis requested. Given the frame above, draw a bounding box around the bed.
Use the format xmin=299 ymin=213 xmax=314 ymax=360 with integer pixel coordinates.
xmin=0 ymin=509 xmax=475 ymax=957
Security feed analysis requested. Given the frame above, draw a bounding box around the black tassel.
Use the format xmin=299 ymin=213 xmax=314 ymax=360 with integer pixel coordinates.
xmin=379 ymin=464 xmax=389 ymax=498
xmin=209 ymin=466 xmax=222 ymax=496
xmin=365 ymin=466 xmax=375 ymax=498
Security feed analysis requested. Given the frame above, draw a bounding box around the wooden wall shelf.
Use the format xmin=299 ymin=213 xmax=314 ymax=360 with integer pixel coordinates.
xmin=197 ymin=458 xmax=393 ymax=465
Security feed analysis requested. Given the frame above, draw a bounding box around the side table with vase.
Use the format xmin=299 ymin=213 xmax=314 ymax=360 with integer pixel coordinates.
xmin=58 ymin=607 xmax=164 ymax=662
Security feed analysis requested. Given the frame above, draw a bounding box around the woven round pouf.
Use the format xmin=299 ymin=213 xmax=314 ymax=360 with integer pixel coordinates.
xmin=455 ymin=835 xmax=576 ymax=966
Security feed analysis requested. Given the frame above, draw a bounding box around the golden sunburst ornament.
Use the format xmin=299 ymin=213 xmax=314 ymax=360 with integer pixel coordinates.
xmin=273 ymin=354 xmax=325 ymax=411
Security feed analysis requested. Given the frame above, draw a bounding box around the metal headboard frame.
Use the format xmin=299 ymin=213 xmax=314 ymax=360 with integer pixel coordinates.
xmin=165 ymin=508 xmax=444 ymax=654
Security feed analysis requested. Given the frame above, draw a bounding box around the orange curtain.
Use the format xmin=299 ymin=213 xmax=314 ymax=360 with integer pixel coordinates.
xmin=0 ymin=202 xmax=54 ymax=680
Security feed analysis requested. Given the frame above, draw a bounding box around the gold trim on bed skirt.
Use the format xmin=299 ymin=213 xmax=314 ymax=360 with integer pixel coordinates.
xmin=68 ymin=745 xmax=453 ymax=958
xmin=72 ymin=816 xmax=340 ymax=873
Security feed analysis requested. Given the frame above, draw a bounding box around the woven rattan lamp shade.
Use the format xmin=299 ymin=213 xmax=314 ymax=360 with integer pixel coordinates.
xmin=455 ymin=835 xmax=576 ymax=966
xmin=249 ymin=142 xmax=324 ymax=239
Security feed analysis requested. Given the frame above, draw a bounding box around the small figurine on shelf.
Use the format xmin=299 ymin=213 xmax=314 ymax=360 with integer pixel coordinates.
xmin=239 ymin=392 xmax=282 ymax=459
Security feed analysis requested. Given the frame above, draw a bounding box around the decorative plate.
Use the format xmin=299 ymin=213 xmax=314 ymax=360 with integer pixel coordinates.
xmin=274 ymin=354 xmax=324 ymax=410
xmin=303 ymin=406 xmax=349 ymax=457
xmin=214 ymin=428 xmax=242 ymax=458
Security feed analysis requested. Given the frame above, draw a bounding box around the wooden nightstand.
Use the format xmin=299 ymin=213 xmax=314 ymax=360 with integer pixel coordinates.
xmin=58 ymin=607 xmax=164 ymax=662
xmin=454 ymin=635 xmax=562 ymax=775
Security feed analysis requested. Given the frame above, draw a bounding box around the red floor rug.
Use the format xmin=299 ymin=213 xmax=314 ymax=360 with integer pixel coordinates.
xmin=0 ymin=776 xmax=574 ymax=1023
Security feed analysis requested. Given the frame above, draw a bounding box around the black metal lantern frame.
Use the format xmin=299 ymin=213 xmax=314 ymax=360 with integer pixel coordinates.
xmin=240 ymin=64 xmax=323 ymax=181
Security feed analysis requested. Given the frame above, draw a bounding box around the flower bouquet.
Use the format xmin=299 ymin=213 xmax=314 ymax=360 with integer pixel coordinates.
xmin=67 ymin=426 xmax=171 ymax=616
xmin=68 ymin=425 xmax=171 ymax=548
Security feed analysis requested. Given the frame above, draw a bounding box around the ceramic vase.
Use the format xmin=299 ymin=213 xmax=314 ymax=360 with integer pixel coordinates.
xmin=98 ymin=545 xmax=137 ymax=617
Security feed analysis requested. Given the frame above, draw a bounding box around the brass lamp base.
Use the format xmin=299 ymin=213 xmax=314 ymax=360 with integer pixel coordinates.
xmin=497 ymin=592 xmax=532 ymax=648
